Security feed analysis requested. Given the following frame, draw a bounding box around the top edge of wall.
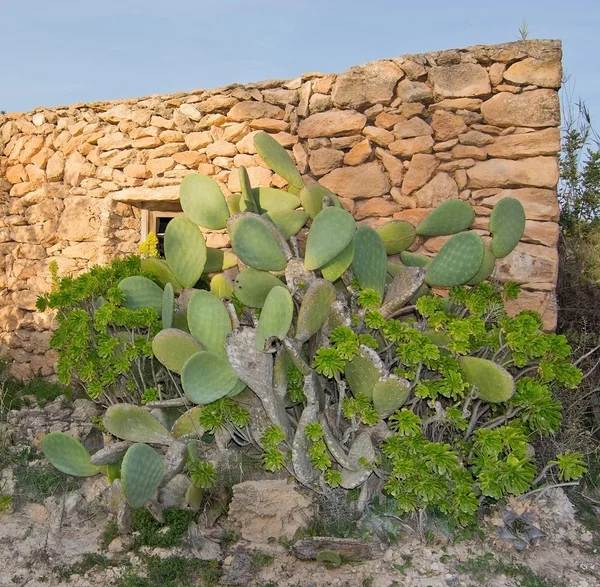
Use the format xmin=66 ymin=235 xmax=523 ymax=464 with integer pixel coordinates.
xmin=1 ymin=39 xmax=562 ymax=117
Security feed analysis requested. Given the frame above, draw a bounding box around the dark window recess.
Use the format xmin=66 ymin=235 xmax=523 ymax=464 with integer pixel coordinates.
xmin=156 ymin=216 xmax=174 ymax=257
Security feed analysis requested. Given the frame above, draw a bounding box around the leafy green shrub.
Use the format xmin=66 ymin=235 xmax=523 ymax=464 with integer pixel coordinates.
xmin=36 ymin=256 xmax=172 ymax=404
xmin=37 ymin=132 xmax=586 ymax=531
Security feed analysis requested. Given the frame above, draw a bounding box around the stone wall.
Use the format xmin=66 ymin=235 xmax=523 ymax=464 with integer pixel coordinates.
xmin=0 ymin=39 xmax=562 ymax=379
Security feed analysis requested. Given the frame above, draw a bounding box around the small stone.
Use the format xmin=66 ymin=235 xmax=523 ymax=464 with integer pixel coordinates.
xmin=467 ymin=156 xmax=559 ymax=189
xmin=485 ymin=128 xmax=560 ymax=159
xmin=344 ymin=139 xmax=372 ymax=165
xmin=396 ymin=79 xmax=433 ymax=103
xmin=450 ymin=144 xmax=487 ymax=160
xmin=308 ymin=148 xmax=344 ymax=176
xmin=429 ymin=63 xmax=491 ymax=98
xmin=415 ymin=172 xmax=458 ymax=207
xmin=402 ymin=154 xmax=439 ymax=195
xmin=376 ymin=148 xmax=404 ymax=186
xmin=298 ymin=110 xmax=367 ymax=138
xmin=206 ymin=140 xmax=237 ymax=159
xmin=332 ymin=60 xmax=404 ymax=108
xmin=389 ymin=135 xmax=434 ymax=157
xmin=431 ymin=110 xmax=468 ymax=141
xmin=363 ymin=126 xmax=395 ymax=147
xmin=393 ymin=117 xmax=433 ymax=139
xmin=504 ymin=58 xmax=562 ymax=88
xmin=481 ymin=90 xmax=560 ymax=128
xmin=319 ymin=161 xmax=390 ymax=199
xmin=459 ymin=130 xmax=495 ymax=146
xmin=375 ymin=111 xmax=406 ymax=129
xmin=228 ymin=101 xmax=284 ymax=121
xmin=489 ymin=63 xmax=506 ymax=86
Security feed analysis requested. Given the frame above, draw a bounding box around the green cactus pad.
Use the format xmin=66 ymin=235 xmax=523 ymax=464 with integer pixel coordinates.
xmin=187 ymin=290 xmax=232 ymax=355
xmin=173 ymin=310 xmax=190 ymax=332
xmin=234 ymin=268 xmax=283 ymax=308
xmin=240 ymin=187 xmax=300 ymax=212
xmin=386 ymin=262 xmax=404 ymax=279
xmin=179 ymin=173 xmax=230 ymax=229
xmin=204 ymin=248 xmax=238 ymax=273
xmin=254 ymin=131 xmax=304 ymax=190
xmin=344 ymin=346 xmax=385 ymax=400
xmin=103 ymin=404 xmax=171 ymax=445
xmin=321 ymin=239 xmax=355 ymax=282
xmin=490 ymin=197 xmax=526 ymax=258
xmin=41 ymin=432 xmax=99 ymax=477
xmin=352 ymin=226 xmax=388 ymax=300
xmin=299 ymin=183 xmax=342 ymax=219
xmin=339 ymin=431 xmax=375 ymax=489
xmin=210 ymin=274 xmax=234 ymax=299
xmin=228 ymin=213 xmax=289 ymax=271
xmin=466 ymin=247 xmax=496 ymax=285
xmin=164 ymin=217 xmax=207 ymax=288
xmin=181 ymin=351 xmax=239 ymax=404
xmin=400 ymin=251 xmax=432 ymax=268
xmin=376 ymin=221 xmax=417 ymax=254
xmin=372 ymin=375 xmax=411 ymax=417
xmin=228 ymin=192 xmax=242 ymax=215
xmin=425 ymin=232 xmax=484 ymax=287
xmin=423 ymin=329 xmax=451 ymax=347
xmin=152 ymin=328 xmax=203 ymax=374
xmin=239 ymin=166 xmax=261 ymax=213
xmin=121 ymin=443 xmax=165 ymax=508
xmin=416 ymin=199 xmax=475 ymax=236
xmin=255 ymin=286 xmax=294 ymax=350
xmin=119 ymin=276 xmax=163 ymax=313
xmin=264 ymin=209 xmax=309 ymax=239
xmin=295 ymin=279 xmax=337 ymax=343
xmin=141 ymin=258 xmax=183 ymax=292
xmin=305 ymin=207 xmax=356 ymax=270
xmin=161 ymin=283 xmax=174 ymax=329
xmin=171 ymin=406 xmax=205 ymax=439
xmin=458 ymin=356 xmax=515 ymax=403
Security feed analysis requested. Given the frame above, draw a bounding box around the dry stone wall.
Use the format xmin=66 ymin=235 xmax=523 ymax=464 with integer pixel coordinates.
xmin=0 ymin=40 xmax=562 ymax=379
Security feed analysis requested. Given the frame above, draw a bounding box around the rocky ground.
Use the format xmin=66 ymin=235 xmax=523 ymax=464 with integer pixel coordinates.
xmin=1 ymin=397 xmax=599 ymax=587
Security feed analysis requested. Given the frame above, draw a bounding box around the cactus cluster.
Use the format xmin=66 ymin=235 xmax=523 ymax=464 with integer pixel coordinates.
xmin=41 ymin=131 xmax=529 ymax=521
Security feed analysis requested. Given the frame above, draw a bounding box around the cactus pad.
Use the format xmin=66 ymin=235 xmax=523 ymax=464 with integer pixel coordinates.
xmin=141 ymin=258 xmax=183 ymax=292
xmin=344 ymin=346 xmax=385 ymax=400
xmin=321 ymin=239 xmax=355 ymax=283
xmin=164 ymin=217 xmax=207 ymax=288
xmin=240 ymin=187 xmax=300 ymax=212
xmin=425 ymin=232 xmax=484 ymax=287
xmin=187 ymin=290 xmax=232 ymax=355
xmin=458 ymin=356 xmax=515 ymax=403
xmin=181 ymin=351 xmax=239 ymax=404
xmin=416 ymin=199 xmax=475 ymax=236
xmin=352 ymin=226 xmax=388 ymax=300
xmin=239 ymin=166 xmax=261 ymax=213
xmin=121 ymin=443 xmax=165 ymax=508
xmin=119 ymin=276 xmax=163 ymax=313
xmin=400 ymin=251 xmax=432 ymax=268
xmin=234 ymin=268 xmax=283 ymax=308
xmin=264 ymin=209 xmax=309 ymax=239
xmin=152 ymin=328 xmax=203 ymax=374
xmin=295 ymin=279 xmax=337 ymax=342
xmin=41 ymin=432 xmax=99 ymax=477
xmin=179 ymin=173 xmax=230 ymax=229
xmin=304 ymin=207 xmax=356 ymax=270
xmin=490 ymin=197 xmax=526 ymax=258
xmin=228 ymin=213 xmax=289 ymax=271
xmin=466 ymin=247 xmax=496 ymax=285
xmin=376 ymin=220 xmax=417 ymax=254
xmin=372 ymin=375 xmax=411 ymax=417
xmin=210 ymin=274 xmax=234 ymax=299
xmin=103 ymin=404 xmax=171 ymax=445
xmin=161 ymin=282 xmax=174 ymax=329
xmin=254 ymin=131 xmax=304 ymax=191
xmin=299 ymin=183 xmax=342 ymax=219
xmin=204 ymin=248 xmax=238 ymax=273
xmin=171 ymin=406 xmax=205 ymax=439
xmin=256 ymin=286 xmax=294 ymax=350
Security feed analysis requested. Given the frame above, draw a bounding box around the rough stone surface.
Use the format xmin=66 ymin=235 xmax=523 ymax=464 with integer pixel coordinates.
xmin=481 ymin=90 xmax=560 ymax=128
xmin=228 ymin=480 xmax=314 ymax=542
xmin=0 ymin=40 xmax=564 ymax=376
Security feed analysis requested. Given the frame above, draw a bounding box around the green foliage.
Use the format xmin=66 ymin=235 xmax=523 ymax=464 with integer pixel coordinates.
xmin=197 ymin=398 xmax=251 ymax=431
xmin=37 ymin=256 xmax=164 ymax=403
xmin=260 ymin=426 xmax=286 ymax=472
xmin=553 ymin=451 xmax=587 ymax=481
xmin=188 ymin=459 xmax=218 ymax=488
xmin=131 ymin=507 xmax=198 ymax=548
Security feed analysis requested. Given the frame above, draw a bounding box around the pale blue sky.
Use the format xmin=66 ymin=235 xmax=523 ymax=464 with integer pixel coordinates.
xmin=2 ymin=0 xmax=599 ymax=128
